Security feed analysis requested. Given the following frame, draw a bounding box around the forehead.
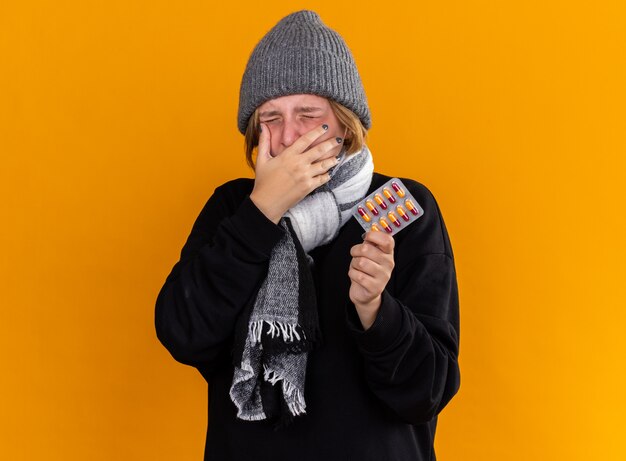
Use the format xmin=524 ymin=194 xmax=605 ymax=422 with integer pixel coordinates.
xmin=258 ymin=94 xmax=331 ymax=112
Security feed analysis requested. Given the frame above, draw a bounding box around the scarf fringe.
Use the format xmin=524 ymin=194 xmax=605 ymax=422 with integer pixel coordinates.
xmin=263 ymin=366 xmax=307 ymax=416
xmin=250 ymin=319 xmax=304 ymax=344
xmin=238 ymin=412 xmax=268 ymax=422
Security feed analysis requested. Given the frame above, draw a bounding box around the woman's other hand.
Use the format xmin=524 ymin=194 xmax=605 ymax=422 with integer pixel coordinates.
xmin=348 ymin=231 xmax=395 ymax=330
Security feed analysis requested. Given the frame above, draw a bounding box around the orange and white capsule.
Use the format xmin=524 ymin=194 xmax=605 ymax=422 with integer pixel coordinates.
xmin=383 ymin=188 xmax=397 ymax=203
xmin=396 ymin=205 xmax=410 ymax=221
xmin=391 ymin=182 xmax=406 ymax=198
xmin=388 ymin=212 xmax=401 ymax=227
xmin=357 ymin=207 xmax=371 ymax=222
xmin=370 ymin=223 xmax=381 ymax=232
xmin=374 ymin=194 xmax=388 ymax=210
xmin=365 ymin=200 xmax=379 ymax=215
xmin=379 ymin=218 xmax=393 ymax=233
xmin=405 ymin=199 xmax=419 ymax=215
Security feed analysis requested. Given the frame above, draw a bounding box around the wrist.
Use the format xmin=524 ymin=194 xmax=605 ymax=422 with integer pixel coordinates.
xmin=354 ymin=295 xmax=382 ymax=331
xmin=249 ymin=191 xmax=284 ymax=224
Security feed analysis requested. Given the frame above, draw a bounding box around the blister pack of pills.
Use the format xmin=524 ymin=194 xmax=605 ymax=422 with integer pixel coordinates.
xmin=352 ymin=178 xmax=424 ymax=236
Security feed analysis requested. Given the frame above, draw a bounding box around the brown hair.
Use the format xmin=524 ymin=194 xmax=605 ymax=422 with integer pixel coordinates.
xmin=244 ymin=99 xmax=368 ymax=170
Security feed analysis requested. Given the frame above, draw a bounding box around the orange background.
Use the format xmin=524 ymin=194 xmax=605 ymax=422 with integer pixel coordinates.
xmin=1 ymin=1 xmax=625 ymax=460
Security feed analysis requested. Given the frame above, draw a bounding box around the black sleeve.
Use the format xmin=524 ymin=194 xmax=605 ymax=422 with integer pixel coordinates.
xmin=345 ymin=181 xmax=461 ymax=425
xmin=154 ymin=180 xmax=286 ymax=370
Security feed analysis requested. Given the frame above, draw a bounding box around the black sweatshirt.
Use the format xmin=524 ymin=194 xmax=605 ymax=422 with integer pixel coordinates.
xmin=155 ymin=172 xmax=460 ymax=461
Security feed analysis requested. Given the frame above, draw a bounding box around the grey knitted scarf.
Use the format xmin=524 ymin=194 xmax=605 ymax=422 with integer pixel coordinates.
xmin=230 ymin=146 xmax=374 ymax=425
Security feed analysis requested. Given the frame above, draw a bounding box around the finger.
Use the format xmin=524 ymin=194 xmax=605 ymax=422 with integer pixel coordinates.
xmin=310 ymin=170 xmax=332 ymax=188
xmin=350 ymin=242 xmax=387 ymax=266
xmin=304 ymin=136 xmax=344 ymax=164
xmin=350 ymin=242 xmax=395 ymax=274
xmin=285 ymin=124 xmax=330 ymax=157
xmin=349 ymin=243 xmax=364 ymax=258
xmin=348 ymin=267 xmax=377 ymax=295
xmin=314 ymin=156 xmax=339 ymax=175
xmin=363 ymin=231 xmax=395 ymax=254
xmin=352 ymin=246 xmax=392 ymax=276
xmin=350 ymin=256 xmax=382 ymax=278
xmin=256 ymin=123 xmax=271 ymax=165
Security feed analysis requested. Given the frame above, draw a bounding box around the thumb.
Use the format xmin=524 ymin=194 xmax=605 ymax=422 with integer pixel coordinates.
xmin=255 ymin=123 xmax=271 ymax=167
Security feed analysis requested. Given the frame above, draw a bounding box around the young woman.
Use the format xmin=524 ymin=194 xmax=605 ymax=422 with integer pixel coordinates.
xmin=155 ymin=10 xmax=460 ymax=461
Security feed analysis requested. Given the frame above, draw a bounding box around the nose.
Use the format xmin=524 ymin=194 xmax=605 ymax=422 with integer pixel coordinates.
xmin=280 ymin=118 xmax=303 ymax=149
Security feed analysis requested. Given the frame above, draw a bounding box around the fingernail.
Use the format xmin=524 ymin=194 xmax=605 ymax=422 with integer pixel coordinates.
xmin=322 ymin=124 xmax=329 ymax=131
xmin=361 ymin=232 xmax=367 ymax=239
xmin=336 ymin=137 xmax=343 ymax=144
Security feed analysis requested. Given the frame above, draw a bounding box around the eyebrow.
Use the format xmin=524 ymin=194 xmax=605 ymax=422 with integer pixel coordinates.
xmin=259 ymin=106 xmax=324 ymax=117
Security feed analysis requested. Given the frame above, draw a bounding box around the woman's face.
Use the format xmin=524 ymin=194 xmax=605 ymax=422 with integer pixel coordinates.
xmin=257 ymin=94 xmax=346 ymax=157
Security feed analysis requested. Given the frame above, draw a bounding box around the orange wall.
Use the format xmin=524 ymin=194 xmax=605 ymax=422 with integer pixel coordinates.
xmin=1 ymin=1 xmax=625 ymax=460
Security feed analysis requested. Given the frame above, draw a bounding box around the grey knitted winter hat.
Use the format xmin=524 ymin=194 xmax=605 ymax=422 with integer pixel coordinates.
xmin=237 ymin=10 xmax=371 ymax=134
